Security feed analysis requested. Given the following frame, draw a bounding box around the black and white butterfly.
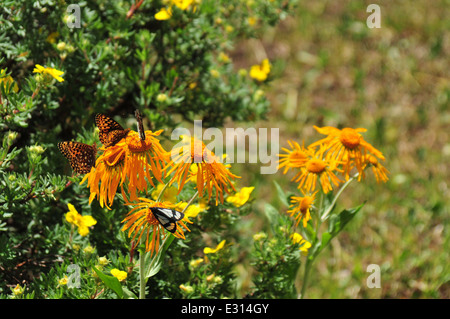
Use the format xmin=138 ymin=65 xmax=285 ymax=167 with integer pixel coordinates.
xmin=150 ymin=207 xmax=184 ymax=233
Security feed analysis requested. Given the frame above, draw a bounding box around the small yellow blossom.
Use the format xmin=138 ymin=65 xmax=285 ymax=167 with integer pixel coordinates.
xmin=151 ymin=183 xmax=178 ymax=203
xmin=111 ymin=269 xmax=127 ymax=282
xmin=0 ymin=69 xmax=19 ymax=93
xmin=253 ymin=232 xmax=267 ymax=241
xmin=174 ymin=201 xmax=205 ymax=218
xmin=291 ymin=233 xmax=312 ymax=256
xmin=156 ymin=93 xmax=168 ymax=102
xmin=98 ymin=256 xmax=110 ymax=266
xmin=247 ymin=16 xmax=257 ymax=26
xmin=249 ymin=59 xmax=271 ymax=81
xmin=83 ymin=245 xmax=95 ymax=254
xmin=226 ymin=186 xmax=254 ymax=207
xmin=46 ymin=31 xmax=59 ymax=44
xmin=12 ymin=284 xmax=24 ymax=296
xmin=65 ymin=203 xmax=97 ymax=236
xmin=155 ymin=7 xmax=172 ymax=20
xmin=173 ymin=0 xmax=194 ymax=10
xmin=179 ymin=284 xmax=194 ymax=293
xmin=203 ymin=239 xmax=226 ymax=254
xmin=58 ymin=276 xmax=68 ymax=286
xmin=33 ymin=64 xmax=64 ymax=82
xmin=56 ymin=42 xmax=66 ymax=51
xmin=210 ymin=69 xmax=220 ymax=78
xmin=218 ymin=52 xmax=231 ymax=63
xmin=189 ymin=258 xmax=204 ymax=268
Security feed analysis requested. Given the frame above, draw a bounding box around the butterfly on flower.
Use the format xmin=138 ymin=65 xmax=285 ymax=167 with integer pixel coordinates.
xmin=134 ymin=109 xmax=146 ymax=141
xmin=150 ymin=207 xmax=184 ymax=233
xmin=58 ymin=141 xmax=97 ymax=174
xmin=95 ymin=113 xmax=131 ymax=148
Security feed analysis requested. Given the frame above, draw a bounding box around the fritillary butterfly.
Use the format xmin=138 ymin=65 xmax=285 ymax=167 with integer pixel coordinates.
xmin=95 ymin=113 xmax=131 ymax=148
xmin=58 ymin=141 xmax=97 ymax=174
xmin=134 ymin=109 xmax=146 ymax=141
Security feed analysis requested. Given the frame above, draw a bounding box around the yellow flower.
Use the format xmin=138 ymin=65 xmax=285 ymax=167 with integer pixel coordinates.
xmin=58 ymin=276 xmax=68 ymax=286
xmin=111 ymin=269 xmax=128 ymax=282
xmin=287 ymin=191 xmax=317 ymax=228
xmin=310 ymin=126 xmax=386 ymax=181
xmin=291 ymin=233 xmax=312 ymax=256
xmin=277 ymin=140 xmax=312 ymax=174
xmin=46 ymin=31 xmax=59 ymax=44
xmin=203 ymin=239 xmax=226 ymax=254
xmin=0 ymin=69 xmax=19 ymax=93
xmin=166 ymin=136 xmax=239 ymax=204
xmin=174 ymin=201 xmax=206 ymax=218
xmin=179 ymin=284 xmax=194 ymax=293
xmin=293 ymin=147 xmax=343 ymax=194
xmin=151 ymin=183 xmax=178 ymax=203
xmin=226 ymin=186 xmax=254 ymax=207
xmin=121 ymin=198 xmax=191 ymax=256
xmin=247 ymin=16 xmax=257 ymax=26
xmin=33 ymin=64 xmax=64 ymax=82
xmin=65 ymin=203 xmax=97 ymax=236
xmin=155 ymin=7 xmax=172 ymax=20
xmin=12 ymin=284 xmax=24 ymax=296
xmin=253 ymin=232 xmax=267 ymax=241
xmin=83 ymin=245 xmax=95 ymax=254
xmin=249 ymin=58 xmax=271 ymax=81
xmin=173 ymin=0 xmax=194 ymax=10
xmin=218 ymin=52 xmax=231 ymax=63
xmin=98 ymin=256 xmax=110 ymax=266
xmin=189 ymin=258 xmax=204 ymax=268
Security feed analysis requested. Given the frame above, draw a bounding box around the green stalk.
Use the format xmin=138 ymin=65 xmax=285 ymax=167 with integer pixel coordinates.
xmin=320 ymin=174 xmax=357 ymax=221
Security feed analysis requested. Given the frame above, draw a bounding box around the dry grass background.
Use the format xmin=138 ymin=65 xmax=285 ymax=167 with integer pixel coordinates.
xmin=230 ymin=0 xmax=449 ymax=298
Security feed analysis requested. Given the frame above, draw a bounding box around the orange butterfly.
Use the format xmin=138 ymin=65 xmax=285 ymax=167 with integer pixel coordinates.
xmin=95 ymin=113 xmax=131 ymax=148
xmin=58 ymin=141 xmax=96 ymax=174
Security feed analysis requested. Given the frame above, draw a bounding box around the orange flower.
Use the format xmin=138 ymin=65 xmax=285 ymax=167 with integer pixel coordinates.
xmin=166 ymin=136 xmax=239 ymax=204
xmin=310 ymin=126 xmax=385 ymax=180
xmin=121 ymin=198 xmax=190 ymax=256
xmin=362 ymin=154 xmax=390 ymax=183
xmin=287 ymin=191 xmax=317 ymax=228
xmin=81 ymin=130 xmax=169 ymax=208
xmin=293 ymin=146 xmax=343 ymax=194
xmin=277 ymin=140 xmax=312 ymax=174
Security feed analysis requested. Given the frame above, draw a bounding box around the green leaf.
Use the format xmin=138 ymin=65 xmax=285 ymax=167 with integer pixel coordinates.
xmin=92 ymin=267 xmax=123 ymax=299
xmin=273 ymin=181 xmax=289 ymax=207
xmin=328 ymin=203 xmax=365 ymax=237
xmin=144 ymin=234 xmax=175 ymax=280
xmin=264 ymin=203 xmax=279 ymax=229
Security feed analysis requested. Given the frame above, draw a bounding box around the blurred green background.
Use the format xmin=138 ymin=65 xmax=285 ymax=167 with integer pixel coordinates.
xmin=233 ymin=0 xmax=449 ymax=298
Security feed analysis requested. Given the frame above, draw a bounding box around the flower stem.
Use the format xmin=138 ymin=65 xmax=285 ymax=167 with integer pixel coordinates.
xmin=156 ymin=182 xmax=170 ymax=202
xmin=300 ymin=259 xmax=312 ymax=299
xmin=320 ymin=174 xmax=358 ymax=221
xmin=139 ymin=237 xmax=146 ymax=299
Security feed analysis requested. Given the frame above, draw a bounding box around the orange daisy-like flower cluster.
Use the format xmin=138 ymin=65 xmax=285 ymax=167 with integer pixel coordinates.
xmin=278 ymin=125 xmax=389 ymax=228
xmin=76 ymin=114 xmax=243 ymax=255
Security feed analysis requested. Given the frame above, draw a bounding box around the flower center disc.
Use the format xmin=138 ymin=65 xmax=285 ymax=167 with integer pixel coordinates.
xmin=339 ymin=128 xmax=361 ymax=149
xmin=306 ymin=158 xmax=326 ymax=174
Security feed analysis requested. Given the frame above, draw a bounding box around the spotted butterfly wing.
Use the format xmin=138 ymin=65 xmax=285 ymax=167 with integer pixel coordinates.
xmin=150 ymin=207 xmax=184 ymax=233
xmin=58 ymin=141 xmax=96 ymax=174
xmin=95 ymin=113 xmax=130 ymax=147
